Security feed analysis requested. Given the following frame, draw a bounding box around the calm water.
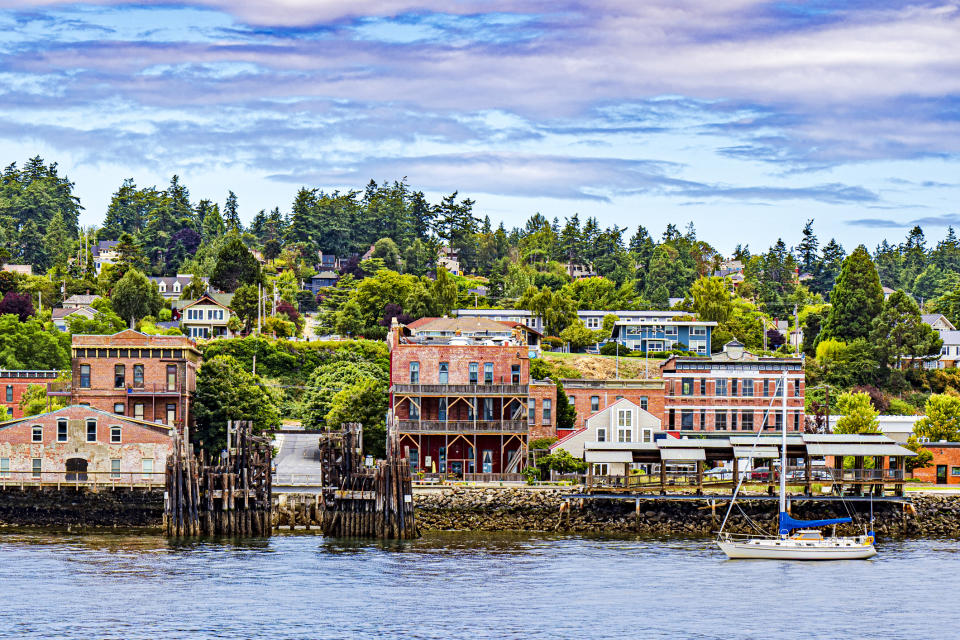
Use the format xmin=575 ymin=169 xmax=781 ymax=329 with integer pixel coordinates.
xmin=1 ymin=530 xmax=958 ymax=639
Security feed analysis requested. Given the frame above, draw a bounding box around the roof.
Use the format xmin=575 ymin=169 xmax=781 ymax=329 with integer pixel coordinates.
xmin=938 ymin=330 xmax=960 ymax=346
xmin=409 ymin=316 xmax=517 ymax=335
xmin=660 ymin=448 xmax=706 ymax=461
xmin=52 ymin=306 xmax=96 ymax=320
xmin=1 ymin=264 xmax=32 ymax=275
xmin=500 ymin=321 xmax=543 ymax=338
xmin=801 ymin=433 xmax=914 ymax=457
xmin=63 ymin=294 xmax=101 ymax=305
xmin=71 ymin=329 xmax=199 ymax=351
xmin=92 ymin=240 xmax=119 ymax=256
xmin=0 ymin=404 xmax=174 ymax=435
xmin=584 ymin=450 xmax=633 ymax=463
xmin=179 ymin=292 xmax=234 ymax=311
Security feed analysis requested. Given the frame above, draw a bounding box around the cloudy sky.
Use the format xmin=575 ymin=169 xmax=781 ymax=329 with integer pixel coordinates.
xmin=2 ymin=1 xmax=959 ymax=253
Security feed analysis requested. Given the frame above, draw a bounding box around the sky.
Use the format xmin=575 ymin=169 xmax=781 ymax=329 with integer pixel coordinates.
xmin=1 ymin=1 xmax=959 ymax=255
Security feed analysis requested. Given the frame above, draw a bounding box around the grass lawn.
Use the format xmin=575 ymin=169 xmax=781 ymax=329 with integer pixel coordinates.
xmin=541 ymin=351 xmax=665 ymax=380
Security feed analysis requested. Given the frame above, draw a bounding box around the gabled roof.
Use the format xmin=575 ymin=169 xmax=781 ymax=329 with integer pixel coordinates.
xmin=52 ymin=306 xmax=96 ymax=320
xmin=922 ymin=314 xmax=956 ymax=330
xmin=939 ymin=330 xmax=960 ymax=346
xmin=179 ymin=292 xmax=234 ymax=311
xmin=63 ymin=294 xmax=101 ymax=305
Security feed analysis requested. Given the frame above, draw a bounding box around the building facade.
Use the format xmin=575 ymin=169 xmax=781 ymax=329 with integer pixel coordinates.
xmin=149 ymin=275 xmax=209 ymax=299
xmin=388 ymin=317 xmax=555 ymax=476
xmin=48 ymin=330 xmax=201 ymax=434
xmin=913 ymin=443 xmax=960 ymax=484
xmin=611 ymin=319 xmax=717 ymax=355
xmin=0 ymin=405 xmax=172 ymax=484
xmin=1 ymin=370 xmax=59 ymax=420
xmin=560 ymin=378 xmax=665 ymax=436
xmin=174 ymin=293 xmax=235 ymax=339
xmin=660 ymin=340 xmax=805 ymax=433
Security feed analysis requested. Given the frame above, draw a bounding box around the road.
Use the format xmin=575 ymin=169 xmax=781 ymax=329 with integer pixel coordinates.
xmin=273 ymin=431 xmax=324 ymax=486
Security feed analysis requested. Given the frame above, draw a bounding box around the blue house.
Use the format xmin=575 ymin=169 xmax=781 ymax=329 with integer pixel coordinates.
xmin=305 ymin=270 xmax=340 ymax=296
xmin=610 ymin=319 xmax=717 ymax=355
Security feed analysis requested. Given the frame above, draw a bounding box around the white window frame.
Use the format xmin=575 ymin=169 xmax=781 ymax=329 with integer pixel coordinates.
xmin=110 ymin=458 xmax=121 ymax=479
xmin=596 ymin=427 xmax=607 ymax=442
xmin=110 ymin=426 xmax=122 ymax=444
xmin=142 ymin=458 xmax=154 ymax=480
xmin=31 ymin=425 xmax=42 ymax=443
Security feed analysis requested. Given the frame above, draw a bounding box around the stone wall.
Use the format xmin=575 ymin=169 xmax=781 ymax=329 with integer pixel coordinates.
xmin=415 ymin=488 xmax=960 ymax=538
xmin=0 ymin=487 xmax=163 ymax=528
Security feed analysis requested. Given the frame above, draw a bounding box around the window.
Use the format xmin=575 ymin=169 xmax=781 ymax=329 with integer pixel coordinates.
xmin=114 ymin=364 xmax=125 ymax=388
xmin=0 ymin=458 xmax=8 ymax=478
xmin=690 ymin=326 xmax=707 ymax=336
xmin=438 ymin=398 xmax=447 ymax=422
xmin=793 ymin=413 xmax=800 ymax=431
xmin=681 ymin=378 xmax=693 ymax=396
xmin=794 ymin=380 xmax=801 ymax=397
xmin=4 ymin=384 xmax=11 ymax=402
xmin=642 ymin=429 xmax=653 ymax=443
xmin=731 ymin=412 xmax=738 ymax=429
xmin=742 ymin=379 xmax=754 ymax=397
xmin=484 ymin=363 xmax=494 ymax=384
xmin=134 ymin=403 xmax=144 ymax=420
xmin=716 ymin=379 xmax=727 ymax=396
xmin=528 ymin=401 xmax=535 ymax=423
xmin=741 ymin=412 xmax=754 ymax=430
xmin=543 ymin=399 xmax=552 ymax=423
xmin=166 ymin=404 xmax=176 ymax=426
xmin=111 ymin=426 xmax=122 ymax=443
xmin=593 ymin=463 xmax=609 ymax=476
xmin=438 ymin=362 xmax=449 ymax=384
xmin=32 ymin=458 xmax=41 ymax=478
xmin=668 ymin=409 xmax=675 ymax=429
xmin=57 ymin=420 xmax=67 ymax=442
xmin=114 ymin=403 xmax=125 ymax=415
xmin=681 ymin=411 xmax=693 ymax=430
xmin=774 ymin=412 xmax=783 ymax=430
xmin=483 ymin=398 xmax=495 ymax=421
xmin=763 ymin=380 xmax=771 ymax=397
xmin=86 ymin=420 xmax=97 ymax=442
xmin=142 ymin=458 xmax=154 ymax=480
xmin=111 ymin=458 xmax=121 ymax=479
xmin=166 ymin=365 xmax=177 ymax=392
xmin=715 ymin=411 xmax=727 ymax=430
xmin=699 ymin=379 xmax=706 ymax=396
xmin=617 ymin=410 xmax=633 ymax=442
xmin=133 ymin=365 xmax=144 ymax=388
xmin=952 ymin=466 xmax=960 ymax=477
xmin=511 ymin=365 xmax=521 ymax=384
xmin=31 ymin=426 xmax=42 ymax=442
xmin=469 ymin=362 xmax=478 ymax=385
xmin=700 ymin=409 xmax=706 ymax=429
xmin=689 ymin=340 xmax=707 ymax=354
xmin=80 ymin=364 xmax=91 ymax=388
xmin=774 ymin=379 xmax=783 ymax=397
xmin=640 ymin=396 xmax=648 ymax=411
xmin=408 ymin=400 xmax=419 ymax=420
xmin=596 ymin=427 xmax=607 ymax=442
xmin=409 ymin=362 xmax=420 ymax=384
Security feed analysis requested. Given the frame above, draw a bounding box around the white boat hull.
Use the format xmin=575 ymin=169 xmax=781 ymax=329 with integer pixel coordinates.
xmin=718 ymin=538 xmax=876 ymax=560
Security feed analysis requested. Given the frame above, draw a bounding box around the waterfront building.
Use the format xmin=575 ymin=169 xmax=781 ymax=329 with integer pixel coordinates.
xmin=387 ymin=317 xmax=556 ymax=477
xmin=559 ymin=378 xmax=664 ymax=436
xmin=148 ymin=274 xmax=209 ymax=300
xmin=47 ymin=330 xmax=200 ymax=434
xmin=551 ymin=398 xmax=663 ymax=476
xmin=173 ymin=293 xmax=235 ymax=339
xmin=0 ymin=405 xmax=172 ymax=485
xmin=913 ymin=442 xmax=960 ymax=485
xmin=660 ymin=340 xmax=805 ymax=433
xmin=610 ymin=318 xmax=717 ymax=355
xmin=0 ymin=370 xmax=60 ymax=420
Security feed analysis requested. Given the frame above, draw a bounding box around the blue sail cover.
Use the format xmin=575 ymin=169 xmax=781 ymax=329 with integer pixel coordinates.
xmin=778 ymin=512 xmax=851 ymax=535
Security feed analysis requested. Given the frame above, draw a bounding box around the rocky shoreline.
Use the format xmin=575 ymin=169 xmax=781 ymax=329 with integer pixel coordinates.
xmin=414 ymin=488 xmax=960 ymax=538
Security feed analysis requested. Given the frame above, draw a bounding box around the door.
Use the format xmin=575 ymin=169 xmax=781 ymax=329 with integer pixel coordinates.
xmin=482 ymin=450 xmax=493 ymax=474
xmin=937 ymin=465 xmax=948 ymax=484
xmin=65 ymin=458 xmax=88 ymax=482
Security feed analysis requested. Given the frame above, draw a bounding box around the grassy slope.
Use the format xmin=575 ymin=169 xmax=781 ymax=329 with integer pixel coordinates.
xmin=541 ymin=351 xmax=665 ymax=380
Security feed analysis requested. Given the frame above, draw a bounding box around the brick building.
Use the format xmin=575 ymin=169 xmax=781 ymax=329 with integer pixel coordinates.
xmin=660 ymin=340 xmax=805 ymax=433
xmin=388 ymin=317 xmax=556 ymax=476
xmin=48 ymin=330 xmax=201 ymax=435
xmin=913 ymin=443 xmax=960 ymax=484
xmin=0 ymin=405 xmax=173 ymax=484
xmin=1 ymin=370 xmax=60 ymax=420
xmin=560 ymin=378 xmax=665 ymax=437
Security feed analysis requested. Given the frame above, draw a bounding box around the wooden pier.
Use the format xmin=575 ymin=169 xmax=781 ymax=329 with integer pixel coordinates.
xmin=319 ymin=424 xmax=418 ymax=539
xmin=165 ymin=421 xmax=272 ymax=537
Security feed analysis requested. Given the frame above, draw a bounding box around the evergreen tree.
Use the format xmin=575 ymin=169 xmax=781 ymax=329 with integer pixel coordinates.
xmin=870 ymin=290 xmax=942 ymax=369
xmin=820 ymin=245 xmax=884 ymax=343
xmin=166 ymin=175 xmax=194 ymax=230
xmin=813 ymin=239 xmax=846 ymax=296
xmin=224 ymin=190 xmax=241 ymax=232
xmin=199 ymin=199 xmax=225 ymax=243
xmin=102 ymin=178 xmax=140 ymax=239
xmin=210 ymin=235 xmax=261 ymax=292
xmin=796 ymin=219 xmax=819 ymax=274
xmin=43 ymin=211 xmax=71 ymax=269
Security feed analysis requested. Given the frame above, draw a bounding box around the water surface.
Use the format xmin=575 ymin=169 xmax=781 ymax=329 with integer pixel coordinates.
xmin=1 ymin=530 xmax=957 ymax=639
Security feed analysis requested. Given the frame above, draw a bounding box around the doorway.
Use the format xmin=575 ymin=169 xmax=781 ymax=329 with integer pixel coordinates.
xmin=937 ymin=465 xmax=948 ymax=484
xmin=66 ymin=458 xmax=88 ymax=482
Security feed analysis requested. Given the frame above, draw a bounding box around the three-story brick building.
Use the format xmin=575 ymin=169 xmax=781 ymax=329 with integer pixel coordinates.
xmin=48 ymin=330 xmax=201 ymax=435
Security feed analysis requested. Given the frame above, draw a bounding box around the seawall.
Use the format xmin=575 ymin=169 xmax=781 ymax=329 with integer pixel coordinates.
xmin=414 ymin=488 xmax=960 ymax=538
xmin=0 ymin=486 xmax=163 ymax=528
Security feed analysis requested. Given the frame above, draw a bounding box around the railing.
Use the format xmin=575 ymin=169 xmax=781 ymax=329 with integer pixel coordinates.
xmin=413 ymin=472 xmax=527 ymax=484
xmin=273 ymin=473 xmax=325 ymax=486
xmin=46 ymin=382 xmax=182 ymax=395
xmin=392 ymin=384 xmax=529 ymax=396
xmin=586 ymin=472 xmax=702 ymax=490
xmin=46 ymin=381 xmax=71 ymax=394
xmin=0 ymin=471 xmax=165 ymax=488
xmin=397 ymin=420 xmax=529 ymax=434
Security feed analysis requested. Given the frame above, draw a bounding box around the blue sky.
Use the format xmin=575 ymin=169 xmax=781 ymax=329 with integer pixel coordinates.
xmin=1 ymin=1 xmax=959 ymax=254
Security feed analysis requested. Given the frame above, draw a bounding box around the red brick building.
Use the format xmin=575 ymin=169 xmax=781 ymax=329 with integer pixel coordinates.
xmin=560 ymin=378 xmax=665 ymax=438
xmin=1 ymin=370 xmax=60 ymax=420
xmin=388 ymin=317 xmax=555 ymax=476
xmin=48 ymin=330 xmax=201 ymax=435
xmin=0 ymin=405 xmax=173 ymax=484
xmin=913 ymin=443 xmax=960 ymax=484
xmin=660 ymin=340 xmax=805 ymax=433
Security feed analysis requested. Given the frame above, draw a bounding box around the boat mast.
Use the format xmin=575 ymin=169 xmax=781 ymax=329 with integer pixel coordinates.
xmin=779 ymin=371 xmax=787 ymax=520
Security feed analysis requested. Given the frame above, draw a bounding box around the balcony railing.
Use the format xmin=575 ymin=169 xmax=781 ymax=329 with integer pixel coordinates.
xmin=391 ymin=383 xmax=528 ymax=396
xmin=397 ymin=419 xmax=529 ymax=434
xmin=0 ymin=471 xmax=165 ymax=488
xmin=46 ymin=382 xmax=182 ymax=395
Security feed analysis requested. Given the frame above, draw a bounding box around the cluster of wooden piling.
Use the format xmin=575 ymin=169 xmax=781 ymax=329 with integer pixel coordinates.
xmin=319 ymin=424 xmax=418 ymax=539
xmin=165 ymin=421 xmax=272 ymax=537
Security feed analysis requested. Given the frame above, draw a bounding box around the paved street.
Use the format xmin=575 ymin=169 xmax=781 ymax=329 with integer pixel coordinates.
xmin=273 ymin=431 xmax=324 ymax=486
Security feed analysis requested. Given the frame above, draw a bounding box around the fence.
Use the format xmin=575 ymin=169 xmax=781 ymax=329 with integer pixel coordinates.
xmin=0 ymin=470 xmax=165 ymax=488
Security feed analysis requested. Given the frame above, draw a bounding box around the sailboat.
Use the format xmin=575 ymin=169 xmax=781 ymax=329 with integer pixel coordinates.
xmin=716 ymin=374 xmax=876 ymax=560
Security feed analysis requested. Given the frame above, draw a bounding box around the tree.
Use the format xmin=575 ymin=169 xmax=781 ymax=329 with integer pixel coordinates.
xmin=833 ymin=392 xmax=881 ymax=434
xmin=870 ymin=290 xmax=942 ymax=369
xmin=333 ymin=299 xmax=365 ymax=337
xmin=371 ymin=237 xmax=402 ymax=271
xmin=431 ymin=267 xmax=458 ymax=315
xmin=210 ymin=235 xmax=261 ymax=292
xmin=325 ymin=379 xmax=388 ymax=458
xmin=914 ymin=394 xmax=960 ymax=442
xmin=796 ymin=219 xmax=819 ymax=275
xmin=0 ymin=292 xmax=34 ymax=322
xmin=820 ymin=245 xmax=884 ymax=343
xmin=554 ymin=381 xmax=577 ymax=432
xmin=560 ymin=319 xmax=597 ymax=350
xmin=230 ymin=283 xmax=259 ymax=329
xmin=19 ymin=382 xmax=66 ymax=417
xmin=199 ymin=199 xmax=225 ymax=243
xmin=690 ymin=276 xmax=733 ymax=323
xmin=191 ymin=355 xmax=280 ymax=452
xmin=224 ymin=190 xmax=241 ymax=232
xmin=180 ymin=276 xmax=208 ymax=300
xmin=0 ymin=315 xmax=70 ymax=369
xmin=112 ymin=268 xmax=162 ymax=327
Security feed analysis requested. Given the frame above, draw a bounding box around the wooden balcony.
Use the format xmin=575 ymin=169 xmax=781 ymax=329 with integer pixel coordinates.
xmin=46 ymin=382 xmax=183 ymax=396
xmin=391 ymin=383 xmax=528 ymax=397
xmin=396 ymin=419 xmax=529 ymax=434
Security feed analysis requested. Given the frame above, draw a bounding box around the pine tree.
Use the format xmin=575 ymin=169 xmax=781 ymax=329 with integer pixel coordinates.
xmin=820 ymin=245 xmax=884 ymax=343
xmin=224 ymin=190 xmax=241 ymax=232
xmin=102 ymin=179 xmax=140 ymax=239
xmin=813 ymin=239 xmax=846 ymax=296
xmin=796 ymin=219 xmax=819 ymax=274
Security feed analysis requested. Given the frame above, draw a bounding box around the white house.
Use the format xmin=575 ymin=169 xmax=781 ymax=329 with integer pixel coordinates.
xmin=921 ymin=314 xmax=960 ymax=369
xmin=52 ymin=306 xmax=97 ymax=332
xmin=175 ymin=293 xmax=234 ymax=340
xmin=551 ymin=398 xmax=663 ymax=475
xmin=149 ymin=275 xmax=209 ymax=300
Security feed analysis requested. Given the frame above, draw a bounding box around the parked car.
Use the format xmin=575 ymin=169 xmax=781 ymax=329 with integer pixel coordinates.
xmin=750 ymin=466 xmax=779 ymax=481
xmin=704 ymin=466 xmax=734 ymax=480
